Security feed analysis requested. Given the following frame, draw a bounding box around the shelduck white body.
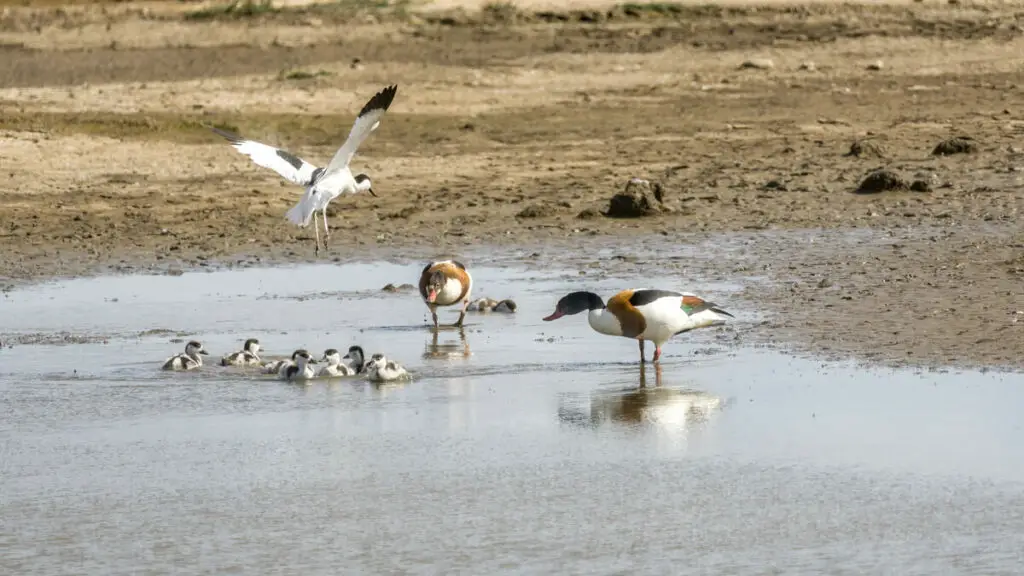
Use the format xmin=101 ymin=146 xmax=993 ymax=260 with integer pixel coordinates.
xmin=543 ymin=289 xmax=734 ymax=362
xmin=161 ymin=340 xmax=209 ymax=371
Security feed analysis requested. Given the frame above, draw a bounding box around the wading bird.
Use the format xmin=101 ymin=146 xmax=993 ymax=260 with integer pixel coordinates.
xmin=212 ymin=84 xmax=398 ymax=255
xmin=419 ymin=260 xmax=473 ymax=329
xmin=542 ymin=289 xmax=734 ymax=363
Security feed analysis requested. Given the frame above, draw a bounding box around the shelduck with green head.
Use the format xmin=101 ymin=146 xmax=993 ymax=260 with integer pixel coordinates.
xmin=543 ymin=289 xmax=734 ymax=363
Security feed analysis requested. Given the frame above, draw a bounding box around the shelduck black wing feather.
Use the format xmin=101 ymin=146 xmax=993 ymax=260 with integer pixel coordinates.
xmin=628 ymin=289 xmax=683 ymax=307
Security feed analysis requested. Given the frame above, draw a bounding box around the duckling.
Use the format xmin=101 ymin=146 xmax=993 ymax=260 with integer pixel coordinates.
xmin=280 ymin=349 xmax=317 ymax=383
xmin=469 ymin=298 xmax=517 ymax=313
xmin=220 ymin=338 xmax=262 ymax=366
xmin=469 ymin=297 xmax=498 ymax=311
xmin=364 ymin=353 xmax=410 ymax=383
xmin=261 ymin=349 xmax=303 ymax=375
xmin=493 ymin=299 xmax=517 ymax=313
xmin=161 ymin=340 xmax=208 ymax=371
xmin=341 ymin=345 xmax=366 ymax=374
xmin=317 ymin=348 xmax=355 ymax=378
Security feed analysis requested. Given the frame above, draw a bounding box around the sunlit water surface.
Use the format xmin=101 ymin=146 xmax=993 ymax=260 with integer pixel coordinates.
xmin=2 ymin=262 xmax=1024 ymax=574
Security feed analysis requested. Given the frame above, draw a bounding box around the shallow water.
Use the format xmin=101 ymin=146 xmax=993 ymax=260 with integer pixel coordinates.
xmin=3 ymin=262 xmax=1024 ymax=574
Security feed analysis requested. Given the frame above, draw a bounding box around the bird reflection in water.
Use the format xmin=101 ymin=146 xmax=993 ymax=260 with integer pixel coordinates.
xmin=558 ymin=363 xmax=723 ymax=429
xmin=423 ymin=327 xmax=471 ymax=360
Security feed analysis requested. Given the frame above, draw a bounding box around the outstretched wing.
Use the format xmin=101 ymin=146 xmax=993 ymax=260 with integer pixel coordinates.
xmin=212 ymin=127 xmax=321 ymax=186
xmin=324 ymin=85 xmax=398 ymax=173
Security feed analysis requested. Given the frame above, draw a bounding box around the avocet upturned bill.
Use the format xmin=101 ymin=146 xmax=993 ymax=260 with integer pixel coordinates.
xmin=211 ymin=84 xmax=398 ymax=255
xmin=542 ymin=289 xmax=734 ymax=363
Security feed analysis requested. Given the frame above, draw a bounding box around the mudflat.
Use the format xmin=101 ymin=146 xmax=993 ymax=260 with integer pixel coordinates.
xmin=1 ymin=0 xmax=1021 ymax=369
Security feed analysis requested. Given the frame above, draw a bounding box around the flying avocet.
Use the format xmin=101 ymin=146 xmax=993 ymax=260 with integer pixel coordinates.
xmin=211 ymin=84 xmax=398 ymax=255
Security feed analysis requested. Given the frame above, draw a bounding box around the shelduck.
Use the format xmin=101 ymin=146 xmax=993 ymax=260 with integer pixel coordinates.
xmin=340 ymin=345 xmax=366 ymax=374
xmin=261 ymin=349 xmax=303 ymax=375
xmin=279 ymin=349 xmax=317 ymax=383
xmin=317 ymin=349 xmax=355 ymax=378
xmin=161 ymin=340 xmax=209 ymax=371
xmin=220 ymin=338 xmax=262 ymax=366
xmin=419 ymin=260 xmax=473 ymax=328
xmin=364 ymin=353 xmax=410 ymax=383
xmin=542 ymin=289 xmax=734 ymax=362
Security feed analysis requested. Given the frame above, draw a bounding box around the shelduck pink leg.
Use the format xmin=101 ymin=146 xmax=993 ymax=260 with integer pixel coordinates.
xmin=653 ymin=346 xmax=662 ymax=363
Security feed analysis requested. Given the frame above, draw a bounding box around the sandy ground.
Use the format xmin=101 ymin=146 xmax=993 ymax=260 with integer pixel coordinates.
xmin=1 ymin=0 xmax=1022 ymax=370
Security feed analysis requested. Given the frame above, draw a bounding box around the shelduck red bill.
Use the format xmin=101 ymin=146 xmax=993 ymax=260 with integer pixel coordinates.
xmin=427 ymin=289 xmax=438 ymax=303
xmin=542 ymin=311 xmax=564 ymax=322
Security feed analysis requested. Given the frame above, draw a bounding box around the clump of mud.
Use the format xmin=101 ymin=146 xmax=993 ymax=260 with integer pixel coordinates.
xmin=855 ymin=169 xmax=908 ymax=194
xmin=910 ymin=180 xmax=932 ymax=192
xmin=846 ymin=139 xmax=887 ymax=158
xmin=515 ymin=205 xmax=547 ymax=219
xmin=382 ymin=283 xmax=415 ymax=293
xmin=738 ymin=58 xmax=774 ymax=70
xmin=603 ymin=178 xmax=665 ymax=218
xmin=932 ymin=136 xmax=977 ymax=156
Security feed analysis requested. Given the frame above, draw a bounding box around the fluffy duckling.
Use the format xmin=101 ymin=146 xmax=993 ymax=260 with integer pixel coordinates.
xmin=341 ymin=345 xmax=366 ymax=374
xmin=161 ymin=340 xmax=208 ymax=371
xmin=280 ymin=349 xmax=317 ymax=383
xmin=220 ymin=338 xmax=262 ymax=367
xmin=419 ymin=259 xmax=473 ymax=328
xmin=364 ymin=353 xmax=410 ymax=383
xmin=261 ymin=349 xmax=303 ymax=375
xmin=469 ymin=298 xmax=517 ymax=313
xmin=317 ymin=349 xmax=355 ymax=378
xmin=543 ymin=289 xmax=734 ymax=363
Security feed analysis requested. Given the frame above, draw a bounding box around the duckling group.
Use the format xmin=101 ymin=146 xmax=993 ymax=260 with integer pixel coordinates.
xmin=162 ymin=338 xmax=411 ymax=384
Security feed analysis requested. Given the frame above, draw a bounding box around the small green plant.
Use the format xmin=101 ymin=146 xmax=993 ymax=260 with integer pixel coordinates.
xmin=185 ymin=0 xmax=278 ymax=21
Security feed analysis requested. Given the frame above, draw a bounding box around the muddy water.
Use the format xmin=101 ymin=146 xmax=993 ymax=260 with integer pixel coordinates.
xmin=3 ymin=262 xmax=1024 ymax=574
